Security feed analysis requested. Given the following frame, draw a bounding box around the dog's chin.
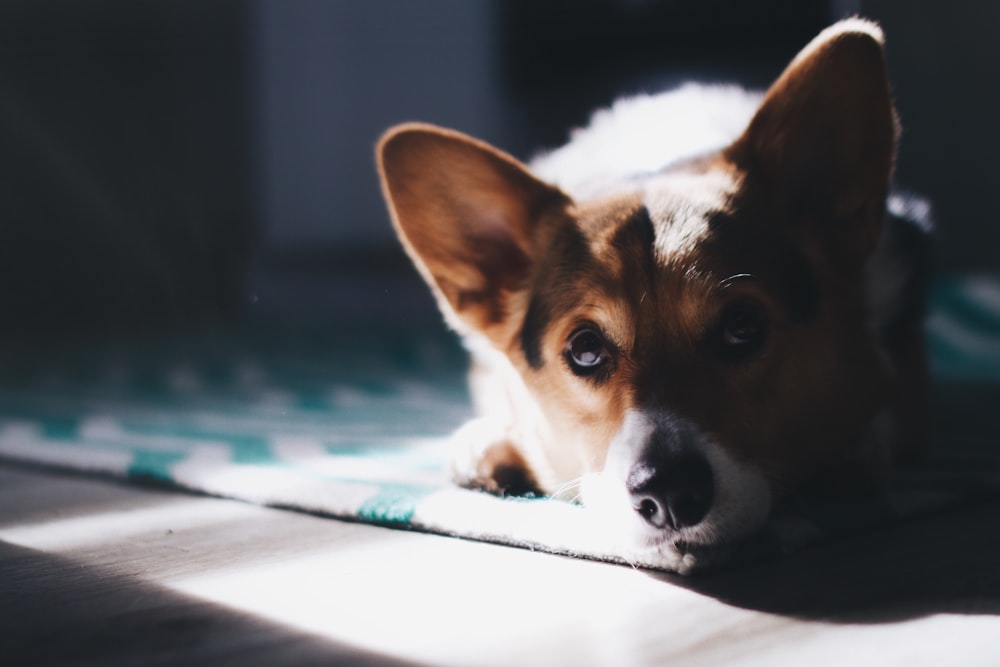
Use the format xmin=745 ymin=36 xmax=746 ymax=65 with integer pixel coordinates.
xmin=632 ymin=534 xmax=737 ymax=576
xmin=611 ymin=513 xmax=772 ymax=574
xmin=610 ymin=518 xmax=737 ymax=574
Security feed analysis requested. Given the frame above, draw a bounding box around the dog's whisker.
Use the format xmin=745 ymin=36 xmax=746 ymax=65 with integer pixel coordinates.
xmin=718 ymin=272 xmax=756 ymax=289
xmin=549 ymin=476 xmax=586 ymax=502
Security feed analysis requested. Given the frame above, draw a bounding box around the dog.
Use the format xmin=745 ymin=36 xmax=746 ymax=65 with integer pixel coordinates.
xmin=377 ymin=18 xmax=930 ymax=572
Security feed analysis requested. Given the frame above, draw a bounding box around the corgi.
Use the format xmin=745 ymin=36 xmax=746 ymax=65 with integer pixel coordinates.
xmin=377 ymin=18 xmax=930 ymax=572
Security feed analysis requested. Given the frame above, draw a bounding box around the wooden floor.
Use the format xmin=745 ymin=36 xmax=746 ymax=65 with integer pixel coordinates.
xmin=2 ymin=458 xmax=1000 ymax=666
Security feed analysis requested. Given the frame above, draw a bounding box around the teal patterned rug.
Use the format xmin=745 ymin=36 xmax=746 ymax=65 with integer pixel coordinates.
xmin=0 ymin=276 xmax=999 ymax=572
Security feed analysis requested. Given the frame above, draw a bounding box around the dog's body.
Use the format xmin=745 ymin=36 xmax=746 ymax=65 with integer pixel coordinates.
xmin=378 ymin=19 xmax=930 ymax=572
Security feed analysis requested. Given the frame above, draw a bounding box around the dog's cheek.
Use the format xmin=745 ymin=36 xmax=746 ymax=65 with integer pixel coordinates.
xmin=698 ymin=439 xmax=773 ymax=537
xmin=721 ymin=305 xmax=889 ymax=498
xmin=525 ymin=369 xmax=633 ymax=484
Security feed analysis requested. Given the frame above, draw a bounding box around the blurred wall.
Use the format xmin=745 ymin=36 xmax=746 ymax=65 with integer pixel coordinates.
xmin=0 ymin=1 xmax=252 ymax=336
xmin=863 ymin=0 xmax=1000 ymax=272
xmin=253 ymin=0 xmax=507 ymax=255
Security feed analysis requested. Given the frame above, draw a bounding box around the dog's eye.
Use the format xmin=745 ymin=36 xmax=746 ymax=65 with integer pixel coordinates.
xmin=715 ymin=299 xmax=767 ymax=360
xmin=565 ymin=327 xmax=612 ymax=377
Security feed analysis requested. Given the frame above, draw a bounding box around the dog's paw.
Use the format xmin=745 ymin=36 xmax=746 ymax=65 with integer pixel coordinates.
xmin=448 ymin=419 xmax=541 ymax=497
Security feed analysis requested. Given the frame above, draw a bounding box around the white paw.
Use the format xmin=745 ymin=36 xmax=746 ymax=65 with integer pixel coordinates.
xmin=447 ymin=417 xmax=509 ymax=488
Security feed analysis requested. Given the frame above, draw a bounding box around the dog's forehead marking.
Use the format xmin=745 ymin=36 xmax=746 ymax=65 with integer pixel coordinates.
xmin=519 ymin=168 xmax=741 ymax=371
xmin=642 ymin=168 xmax=739 ymax=262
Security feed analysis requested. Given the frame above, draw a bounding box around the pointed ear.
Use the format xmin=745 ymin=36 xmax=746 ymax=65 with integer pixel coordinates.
xmin=378 ymin=123 xmax=570 ymax=338
xmin=727 ymin=19 xmax=898 ymax=263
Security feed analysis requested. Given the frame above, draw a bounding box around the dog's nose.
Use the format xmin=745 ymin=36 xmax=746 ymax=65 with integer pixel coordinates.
xmin=626 ymin=454 xmax=713 ymax=530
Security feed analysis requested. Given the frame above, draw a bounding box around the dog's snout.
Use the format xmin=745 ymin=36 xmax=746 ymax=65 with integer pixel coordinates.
xmin=626 ymin=454 xmax=713 ymax=530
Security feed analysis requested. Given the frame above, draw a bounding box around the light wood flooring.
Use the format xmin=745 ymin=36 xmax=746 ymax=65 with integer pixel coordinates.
xmin=1 ymin=456 xmax=999 ymax=666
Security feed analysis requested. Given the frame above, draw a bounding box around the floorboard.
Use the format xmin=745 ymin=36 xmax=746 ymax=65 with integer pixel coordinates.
xmin=1 ymin=464 xmax=999 ymax=666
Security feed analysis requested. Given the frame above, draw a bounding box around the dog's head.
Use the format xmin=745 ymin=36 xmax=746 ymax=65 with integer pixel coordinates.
xmin=378 ymin=20 xmax=899 ymax=560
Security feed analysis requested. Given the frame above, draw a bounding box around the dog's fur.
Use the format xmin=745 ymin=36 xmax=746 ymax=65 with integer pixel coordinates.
xmin=377 ymin=19 xmax=930 ymax=572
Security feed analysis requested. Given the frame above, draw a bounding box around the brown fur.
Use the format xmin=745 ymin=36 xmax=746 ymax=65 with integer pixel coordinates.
xmin=378 ymin=19 xmax=924 ymax=529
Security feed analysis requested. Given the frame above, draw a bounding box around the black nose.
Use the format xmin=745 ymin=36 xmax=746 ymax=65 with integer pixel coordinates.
xmin=626 ymin=453 xmax=713 ymax=530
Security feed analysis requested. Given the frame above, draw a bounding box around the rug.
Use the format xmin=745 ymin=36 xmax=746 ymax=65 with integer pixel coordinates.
xmin=0 ymin=276 xmax=999 ymax=573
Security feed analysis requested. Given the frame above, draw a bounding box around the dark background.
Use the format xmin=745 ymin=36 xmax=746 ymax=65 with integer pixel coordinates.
xmin=0 ymin=0 xmax=995 ymax=340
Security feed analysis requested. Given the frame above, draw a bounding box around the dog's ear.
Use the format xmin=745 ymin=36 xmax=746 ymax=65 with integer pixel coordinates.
xmin=378 ymin=123 xmax=570 ymax=339
xmin=727 ymin=19 xmax=897 ymax=264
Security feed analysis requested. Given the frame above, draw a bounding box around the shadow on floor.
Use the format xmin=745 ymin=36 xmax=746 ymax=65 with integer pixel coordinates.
xmin=663 ymin=380 xmax=1000 ymax=623
xmin=663 ymin=497 xmax=1000 ymax=622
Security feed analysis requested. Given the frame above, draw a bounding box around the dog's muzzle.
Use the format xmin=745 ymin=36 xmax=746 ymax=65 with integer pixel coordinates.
xmin=588 ymin=408 xmax=772 ymax=569
xmin=626 ymin=451 xmax=713 ymax=529
xmin=625 ymin=419 xmax=715 ymax=529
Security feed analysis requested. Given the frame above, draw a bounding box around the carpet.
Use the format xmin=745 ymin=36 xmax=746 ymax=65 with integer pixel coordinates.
xmin=1 ymin=276 xmax=999 ymax=572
